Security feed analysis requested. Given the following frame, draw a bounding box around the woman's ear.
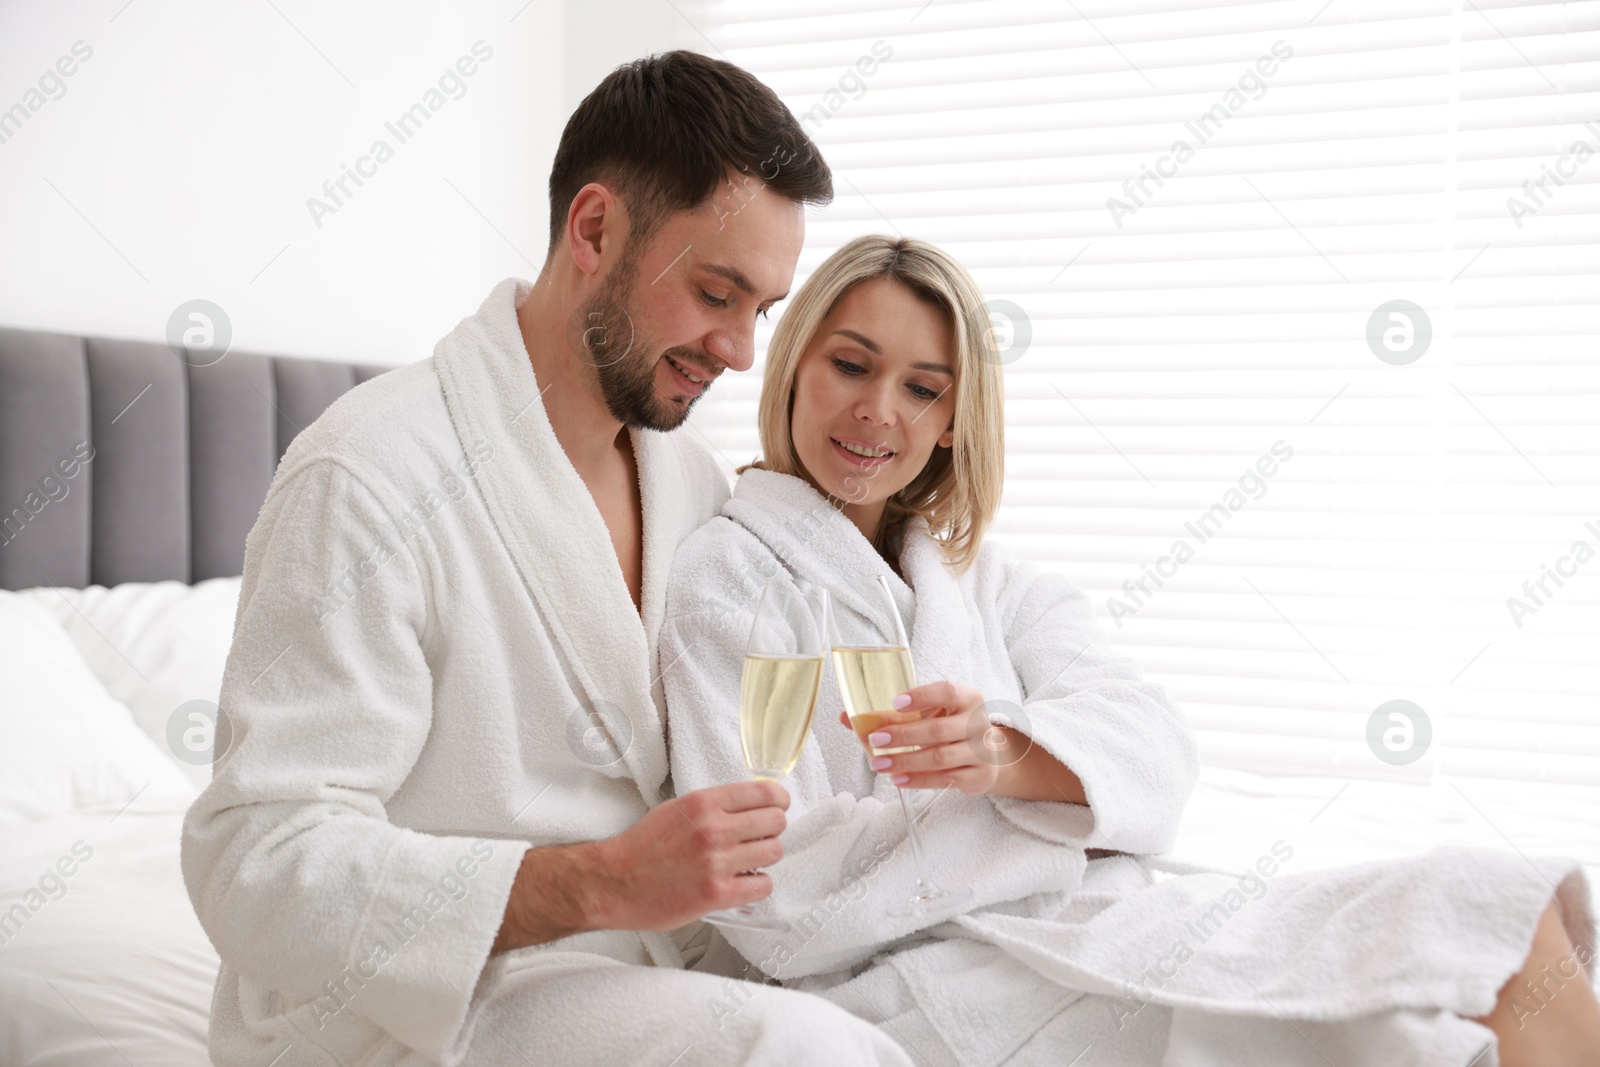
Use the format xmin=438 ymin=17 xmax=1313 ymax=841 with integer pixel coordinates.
xmin=937 ymin=423 xmax=955 ymax=449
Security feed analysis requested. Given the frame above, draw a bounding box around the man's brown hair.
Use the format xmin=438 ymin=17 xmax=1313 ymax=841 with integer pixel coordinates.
xmin=548 ymin=50 xmax=833 ymax=251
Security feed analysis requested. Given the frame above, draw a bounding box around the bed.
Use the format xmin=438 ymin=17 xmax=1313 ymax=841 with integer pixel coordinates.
xmin=0 ymin=326 xmax=386 ymax=1065
xmin=1 ymin=325 xmax=1595 ymax=1066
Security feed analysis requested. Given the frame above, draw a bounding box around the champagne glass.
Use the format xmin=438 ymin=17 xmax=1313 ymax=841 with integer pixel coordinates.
xmin=702 ymin=577 xmax=825 ymax=931
xmin=827 ymin=575 xmax=973 ymax=919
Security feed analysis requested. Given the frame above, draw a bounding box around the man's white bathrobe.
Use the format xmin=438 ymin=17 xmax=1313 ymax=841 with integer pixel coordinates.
xmin=180 ymin=279 xmax=911 ymax=1067
xmin=663 ymin=468 xmax=1597 ymax=1067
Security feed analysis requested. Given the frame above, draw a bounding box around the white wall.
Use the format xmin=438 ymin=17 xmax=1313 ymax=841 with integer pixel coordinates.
xmin=0 ymin=0 xmax=693 ymax=365
xmin=563 ymin=0 xmax=700 ymax=113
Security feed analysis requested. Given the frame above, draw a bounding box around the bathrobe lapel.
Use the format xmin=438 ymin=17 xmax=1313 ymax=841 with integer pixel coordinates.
xmin=723 ymin=469 xmax=912 ymax=633
xmin=722 ymin=469 xmax=985 ymax=690
xmin=897 ymin=519 xmax=991 ymax=695
xmin=432 ymin=278 xmax=671 ymax=805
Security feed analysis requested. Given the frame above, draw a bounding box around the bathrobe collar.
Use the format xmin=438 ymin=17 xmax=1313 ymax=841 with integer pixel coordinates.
xmin=723 ymin=468 xmax=982 ymax=687
xmin=431 ymin=277 xmax=675 ymax=804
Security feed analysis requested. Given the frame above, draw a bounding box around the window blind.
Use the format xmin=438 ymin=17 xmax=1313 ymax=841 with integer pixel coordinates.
xmin=685 ymin=0 xmax=1600 ymax=784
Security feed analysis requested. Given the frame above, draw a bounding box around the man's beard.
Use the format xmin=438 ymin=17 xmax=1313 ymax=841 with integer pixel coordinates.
xmin=581 ymin=257 xmax=708 ymax=432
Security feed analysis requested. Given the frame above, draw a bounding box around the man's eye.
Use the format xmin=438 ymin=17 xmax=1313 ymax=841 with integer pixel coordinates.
xmin=758 ymin=307 xmax=771 ymax=321
xmin=701 ymin=292 xmax=728 ymax=308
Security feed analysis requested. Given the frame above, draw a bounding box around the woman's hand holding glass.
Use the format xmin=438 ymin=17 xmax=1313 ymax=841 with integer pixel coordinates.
xmin=838 ymin=680 xmax=1021 ymax=795
xmin=842 ymin=680 xmax=1092 ymax=805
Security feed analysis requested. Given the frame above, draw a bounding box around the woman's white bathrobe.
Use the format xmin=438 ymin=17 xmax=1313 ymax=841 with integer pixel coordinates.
xmin=181 ymin=279 xmax=909 ymax=1067
xmin=663 ymin=468 xmax=1597 ymax=1067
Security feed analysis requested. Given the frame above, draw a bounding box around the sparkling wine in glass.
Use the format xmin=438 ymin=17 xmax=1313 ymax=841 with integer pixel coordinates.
xmin=702 ymin=578 xmax=824 ymax=931
xmin=827 ymin=575 xmax=972 ymax=919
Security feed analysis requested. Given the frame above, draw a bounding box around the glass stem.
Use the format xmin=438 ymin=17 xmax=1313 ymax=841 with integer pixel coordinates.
xmin=896 ymin=786 xmax=936 ymax=890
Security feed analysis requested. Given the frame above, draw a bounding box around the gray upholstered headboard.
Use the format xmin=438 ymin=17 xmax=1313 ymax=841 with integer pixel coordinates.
xmin=0 ymin=327 xmax=389 ymax=591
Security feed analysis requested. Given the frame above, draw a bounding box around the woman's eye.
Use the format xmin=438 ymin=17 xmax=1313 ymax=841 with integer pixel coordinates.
xmin=701 ymin=291 xmax=728 ymax=308
xmin=909 ymin=383 xmax=940 ymax=400
xmin=831 ymin=357 xmax=865 ymax=375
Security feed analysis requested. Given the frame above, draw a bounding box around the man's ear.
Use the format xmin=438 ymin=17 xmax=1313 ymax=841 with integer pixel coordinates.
xmin=564 ymin=183 xmax=621 ymax=277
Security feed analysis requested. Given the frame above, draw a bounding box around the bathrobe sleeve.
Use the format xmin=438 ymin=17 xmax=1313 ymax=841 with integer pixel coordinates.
xmin=180 ymin=459 xmax=529 ymax=1064
xmin=987 ymin=552 xmax=1200 ymax=854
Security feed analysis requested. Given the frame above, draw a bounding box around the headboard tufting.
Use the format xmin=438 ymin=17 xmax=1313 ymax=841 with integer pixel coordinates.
xmin=0 ymin=326 xmax=390 ymax=591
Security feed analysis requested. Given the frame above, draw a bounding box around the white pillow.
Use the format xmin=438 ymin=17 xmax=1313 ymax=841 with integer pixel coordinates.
xmin=0 ymin=591 xmax=194 ymax=822
xmin=25 ymin=577 xmax=241 ymax=788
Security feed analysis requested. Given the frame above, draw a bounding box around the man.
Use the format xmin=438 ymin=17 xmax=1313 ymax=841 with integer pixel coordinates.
xmin=182 ymin=51 xmax=912 ymax=1066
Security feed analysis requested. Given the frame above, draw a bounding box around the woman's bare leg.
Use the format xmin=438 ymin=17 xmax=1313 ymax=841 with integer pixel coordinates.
xmin=1470 ymin=898 xmax=1600 ymax=1067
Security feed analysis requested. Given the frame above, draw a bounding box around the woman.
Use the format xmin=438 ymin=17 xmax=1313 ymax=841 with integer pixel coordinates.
xmin=661 ymin=235 xmax=1599 ymax=1066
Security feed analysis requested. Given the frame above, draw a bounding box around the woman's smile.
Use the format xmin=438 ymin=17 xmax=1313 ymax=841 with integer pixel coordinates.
xmin=829 ymin=434 xmax=896 ymax=467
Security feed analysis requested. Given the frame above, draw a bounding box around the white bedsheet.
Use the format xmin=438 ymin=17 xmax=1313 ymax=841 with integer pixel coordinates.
xmin=1173 ymin=767 xmax=1600 ymax=912
xmin=0 ymin=798 xmax=215 ymax=1067
xmin=3 ymin=770 xmax=1595 ymax=1065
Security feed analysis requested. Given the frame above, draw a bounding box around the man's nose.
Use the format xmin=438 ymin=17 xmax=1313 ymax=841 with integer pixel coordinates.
xmin=703 ymin=327 xmax=754 ymax=373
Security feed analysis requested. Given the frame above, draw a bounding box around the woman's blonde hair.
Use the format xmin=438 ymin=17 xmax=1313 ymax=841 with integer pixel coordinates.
xmin=749 ymin=235 xmax=1005 ymax=573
